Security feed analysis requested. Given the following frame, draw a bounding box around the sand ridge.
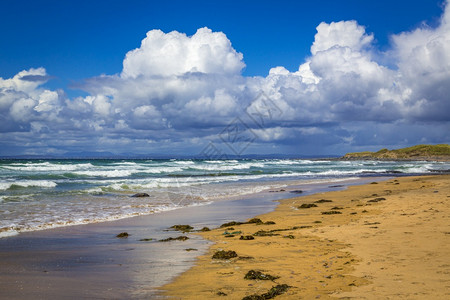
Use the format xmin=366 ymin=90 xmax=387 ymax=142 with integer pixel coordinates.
xmin=160 ymin=175 xmax=450 ymax=299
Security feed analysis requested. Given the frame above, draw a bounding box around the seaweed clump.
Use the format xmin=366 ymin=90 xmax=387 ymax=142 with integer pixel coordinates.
xmin=199 ymin=227 xmax=211 ymax=232
xmin=321 ymin=211 xmax=342 ymax=215
xmin=247 ymin=218 xmax=263 ymax=224
xmin=240 ymin=235 xmax=255 ymax=240
xmin=253 ymin=230 xmax=280 ymax=237
xmin=244 ymin=270 xmax=279 ymax=281
xmin=159 ymin=236 xmax=189 ymax=242
xmin=298 ymin=203 xmax=318 ymax=209
xmin=212 ymin=250 xmax=238 ymax=259
xmin=314 ymin=199 xmax=333 ymax=203
xmin=220 ymin=221 xmax=243 ymax=228
xmin=170 ymin=224 xmax=193 ymax=232
xmin=367 ymin=197 xmax=386 ymax=203
xmin=220 ymin=219 xmax=276 ymax=228
xmin=116 ymin=232 xmax=129 ymax=238
xmin=242 ymin=284 xmax=290 ymax=300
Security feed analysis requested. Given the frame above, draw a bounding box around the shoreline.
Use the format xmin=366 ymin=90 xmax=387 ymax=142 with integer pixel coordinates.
xmin=0 ymin=177 xmax=374 ymax=299
xmin=160 ymin=174 xmax=450 ymax=299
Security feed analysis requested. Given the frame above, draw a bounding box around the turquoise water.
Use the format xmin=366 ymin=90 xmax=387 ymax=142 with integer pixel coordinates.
xmin=0 ymin=158 xmax=448 ymax=237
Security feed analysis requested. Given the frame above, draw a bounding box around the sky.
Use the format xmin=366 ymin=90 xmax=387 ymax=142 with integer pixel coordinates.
xmin=0 ymin=0 xmax=449 ymax=157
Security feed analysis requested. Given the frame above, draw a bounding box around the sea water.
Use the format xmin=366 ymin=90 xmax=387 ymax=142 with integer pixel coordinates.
xmin=1 ymin=158 xmax=448 ymax=237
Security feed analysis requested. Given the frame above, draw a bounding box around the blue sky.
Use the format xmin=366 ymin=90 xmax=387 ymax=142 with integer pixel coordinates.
xmin=0 ymin=0 xmax=449 ymax=157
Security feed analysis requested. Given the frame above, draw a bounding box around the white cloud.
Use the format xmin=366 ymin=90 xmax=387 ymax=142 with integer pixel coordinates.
xmin=122 ymin=27 xmax=245 ymax=78
xmin=311 ymin=21 xmax=373 ymax=55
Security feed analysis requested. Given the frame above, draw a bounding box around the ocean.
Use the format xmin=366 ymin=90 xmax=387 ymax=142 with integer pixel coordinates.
xmin=1 ymin=158 xmax=448 ymax=238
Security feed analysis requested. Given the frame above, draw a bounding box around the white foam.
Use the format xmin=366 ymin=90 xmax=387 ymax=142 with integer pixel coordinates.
xmin=0 ymin=230 xmax=19 ymax=238
xmin=74 ymin=170 xmax=134 ymax=177
xmin=0 ymin=199 xmax=214 ymax=238
xmin=174 ymin=160 xmax=195 ymax=165
xmin=191 ymin=162 xmax=264 ymax=171
xmin=3 ymin=162 xmax=93 ymax=172
xmin=140 ymin=166 xmax=185 ymax=173
xmin=0 ymin=180 xmax=57 ymax=190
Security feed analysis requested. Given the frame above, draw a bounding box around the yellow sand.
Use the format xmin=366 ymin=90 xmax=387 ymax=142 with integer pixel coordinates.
xmin=160 ymin=175 xmax=450 ymax=299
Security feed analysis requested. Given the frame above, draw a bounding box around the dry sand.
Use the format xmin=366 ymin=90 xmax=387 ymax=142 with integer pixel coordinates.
xmin=160 ymin=175 xmax=450 ymax=299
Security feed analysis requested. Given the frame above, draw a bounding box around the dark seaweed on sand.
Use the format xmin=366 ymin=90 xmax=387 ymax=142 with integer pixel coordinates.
xmin=298 ymin=203 xmax=318 ymax=209
xmin=244 ymin=270 xmax=279 ymax=281
xmin=212 ymin=250 xmax=238 ymax=259
xmin=314 ymin=199 xmax=333 ymax=203
xmin=242 ymin=284 xmax=290 ymax=300
xmin=321 ymin=211 xmax=342 ymax=215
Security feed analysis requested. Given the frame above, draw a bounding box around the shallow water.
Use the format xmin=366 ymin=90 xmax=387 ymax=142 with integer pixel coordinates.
xmin=1 ymin=158 xmax=448 ymax=237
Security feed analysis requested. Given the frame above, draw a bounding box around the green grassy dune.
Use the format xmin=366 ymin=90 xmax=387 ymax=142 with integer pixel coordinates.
xmin=343 ymin=144 xmax=450 ymax=161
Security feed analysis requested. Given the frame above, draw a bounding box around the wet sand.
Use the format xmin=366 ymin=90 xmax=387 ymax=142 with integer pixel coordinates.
xmin=161 ymin=175 xmax=450 ymax=299
xmin=0 ymin=178 xmax=369 ymax=299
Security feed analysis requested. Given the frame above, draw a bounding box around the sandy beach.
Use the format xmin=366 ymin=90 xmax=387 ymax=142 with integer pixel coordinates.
xmin=1 ymin=178 xmax=370 ymax=299
xmin=161 ymin=175 xmax=450 ymax=299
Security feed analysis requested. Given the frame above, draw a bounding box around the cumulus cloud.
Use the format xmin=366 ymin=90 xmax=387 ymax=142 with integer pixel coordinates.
xmin=122 ymin=27 xmax=245 ymax=78
xmin=1 ymin=2 xmax=449 ymax=156
xmin=311 ymin=21 xmax=374 ymax=55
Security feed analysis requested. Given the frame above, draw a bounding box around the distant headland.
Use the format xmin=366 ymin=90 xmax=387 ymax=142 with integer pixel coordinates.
xmin=343 ymin=144 xmax=450 ymax=161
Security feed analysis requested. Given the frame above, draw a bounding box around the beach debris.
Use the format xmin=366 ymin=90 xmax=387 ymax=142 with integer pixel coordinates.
xmin=199 ymin=226 xmax=211 ymax=232
xmin=248 ymin=218 xmax=276 ymax=225
xmin=116 ymin=232 xmax=129 ymax=238
xmin=212 ymin=250 xmax=238 ymax=259
xmin=370 ymin=182 xmax=378 ymax=184
xmin=331 ymin=206 xmax=344 ymax=210
xmin=367 ymin=197 xmax=386 ymax=203
xmin=185 ymin=248 xmax=198 ymax=251
xmin=238 ymin=256 xmax=254 ymax=260
xmin=223 ymin=231 xmax=242 ymax=235
xmin=240 ymin=235 xmax=255 ymax=240
xmin=284 ymin=235 xmax=295 ymax=239
xmin=298 ymin=203 xmax=318 ymax=209
xmin=253 ymin=230 xmax=280 ymax=237
xmin=170 ymin=224 xmax=194 ymax=232
xmin=292 ymin=225 xmax=312 ymax=229
xmin=220 ymin=221 xmax=243 ymax=228
xmin=139 ymin=238 xmax=154 ymax=241
xmin=321 ymin=211 xmax=342 ymax=215
xmin=242 ymin=284 xmax=290 ymax=300
xmin=290 ymin=190 xmax=303 ymax=194
xmin=225 ymin=234 xmax=235 ymax=238
xmin=314 ymin=199 xmax=333 ymax=203
xmin=221 ymin=219 xmax=276 ymax=228
xmin=247 ymin=218 xmax=263 ymax=224
xmin=159 ymin=236 xmax=189 ymax=242
xmin=314 ymin=221 xmax=322 ymax=223
xmin=364 ymin=222 xmax=381 ymax=226
xmin=329 ymin=184 xmax=344 ymax=188
xmin=244 ymin=270 xmax=279 ymax=281
xmin=217 ymin=291 xmax=228 ymax=296
xmin=131 ymin=193 xmax=150 ymax=197
xmin=269 ymin=189 xmax=286 ymax=192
